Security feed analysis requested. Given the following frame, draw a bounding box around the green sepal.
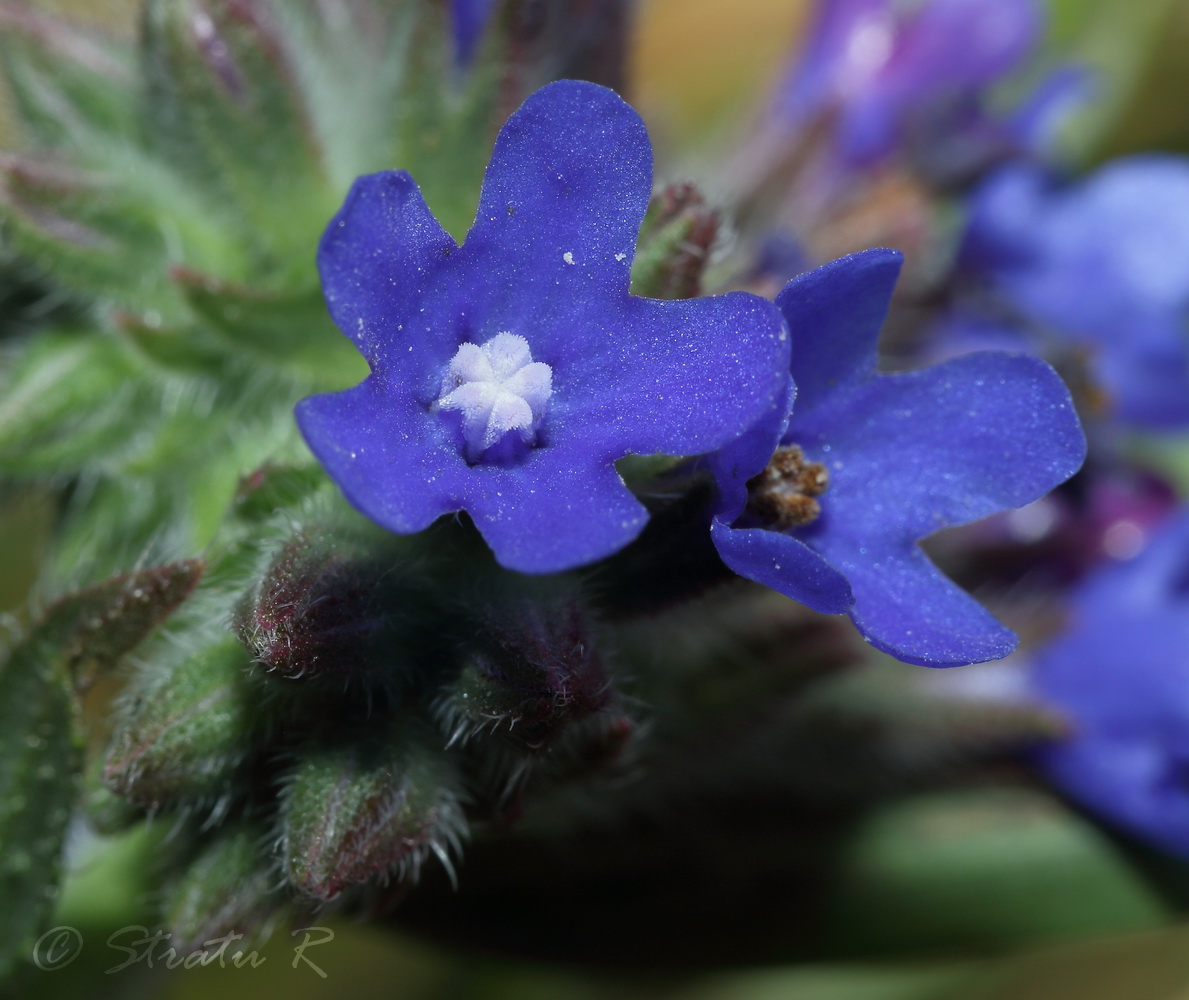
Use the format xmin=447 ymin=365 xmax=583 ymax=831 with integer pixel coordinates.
xmin=281 ymin=712 xmax=465 ymax=900
xmin=0 ymin=618 xmax=82 ymax=981
xmin=0 ymin=6 xmax=136 ymax=150
xmin=138 ymin=0 xmax=337 ymax=282
xmin=160 ymin=819 xmax=284 ymax=950
xmin=103 ymin=633 xmax=257 ymax=810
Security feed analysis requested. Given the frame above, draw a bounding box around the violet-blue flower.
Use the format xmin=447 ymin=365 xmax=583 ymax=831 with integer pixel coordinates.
xmin=1033 ymin=508 xmax=1189 ymax=856
xmin=296 ymin=80 xmax=789 ymax=575
xmin=450 ymin=0 xmax=497 ymax=66
xmin=709 ymin=248 xmax=1086 ymax=666
xmin=776 ymin=0 xmax=1041 ymax=166
xmin=951 ymin=156 xmax=1189 ymax=429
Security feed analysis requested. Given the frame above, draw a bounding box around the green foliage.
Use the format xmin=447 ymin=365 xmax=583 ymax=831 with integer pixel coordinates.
xmin=0 ymin=623 xmax=79 ymax=982
xmin=823 ymin=788 xmax=1168 ymax=958
xmin=0 ymin=0 xmax=504 ymax=573
xmin=0 ymin=561 xmax=200 ymax=981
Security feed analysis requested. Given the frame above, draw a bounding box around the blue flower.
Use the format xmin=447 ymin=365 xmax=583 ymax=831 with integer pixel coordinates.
xmin=296 ymin=80 xmax=789 ymax=575
xmin=450 ymin=0 xmax=497 ymax=66
xmin=708 ymin=249 xmax=1086 ymax=666
xmin=776 ymin=0 xmax=1041 ymax=166
xmin=950 ymin=156 xmax=1189 ymax=429
xmin=1033 ymin=508 xmax=1189 ymax=856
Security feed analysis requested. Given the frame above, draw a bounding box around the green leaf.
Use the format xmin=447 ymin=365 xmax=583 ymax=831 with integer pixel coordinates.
xmin=0 ymin=156 xmax=179 ymax=314
xmin=0 ymin=627 xmax=80 ymax=982
xmin=0 ymin=330 xmax=153 ymax=474
xmin=114 ymin=310 xmax=231 ymax=375
xmin=394 ymin=0 xmax=504 ymax=241
xmin=139 ymin=0 xmax=338 ymax=281
xmin=168 ymin=266 xmax=367 ymax=386
xmin=0 ymin=5 xmax=136 ymax=150
xmin=0 ymin=559 xmax=196 ymax=980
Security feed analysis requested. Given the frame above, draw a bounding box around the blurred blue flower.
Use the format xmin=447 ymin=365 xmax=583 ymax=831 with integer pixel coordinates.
xmin=709 ymin=249 xmax=1086 ymax=666
xmin=297 ymin=80 xmax=789 ymax=575
xmin=1034 ymin=508 xmax=1189 ymax=855
xmin=451 ymin=0 xmax=497 ymax=66
xmin=776 ymin=0 xmax=1041 ymax=167
xmin=950 ymin=156 xmax=1189 ymax=429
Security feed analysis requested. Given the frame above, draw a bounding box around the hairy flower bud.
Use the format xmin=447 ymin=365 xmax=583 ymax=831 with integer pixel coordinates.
xmin=281 ymin=714 xmax=465 ymax=901
xmin=437 ymin=593 xmax=611 ymax=752
xmin=104 ymin=634 xmax=256 ymax=812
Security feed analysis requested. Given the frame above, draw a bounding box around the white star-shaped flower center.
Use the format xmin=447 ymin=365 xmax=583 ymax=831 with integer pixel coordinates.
xmin=436 ymin=332 xmax=553 ymax=460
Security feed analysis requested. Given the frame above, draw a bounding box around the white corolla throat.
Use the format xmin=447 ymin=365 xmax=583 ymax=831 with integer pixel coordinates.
xmin=436 ymin=332 xmax=553 ymax=459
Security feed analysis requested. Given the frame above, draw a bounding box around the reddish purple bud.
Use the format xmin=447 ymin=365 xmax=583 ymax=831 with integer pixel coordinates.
xmin=235 ymin=532 xmax=388 ymax=681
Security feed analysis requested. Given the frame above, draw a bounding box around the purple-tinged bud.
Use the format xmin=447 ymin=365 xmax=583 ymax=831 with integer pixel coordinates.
xmin=631 ymin=182 xmax=720 ymax=300
xmin=83 ymin=745 xmax=144 ymax=835
xmin=40 ymin=559 xmax=205 ymax=693
xmin=437 ymin=594 xmax=612 ymax=753
xmin=281 ymin=715 xmax=465 ymax=901
xmin=234 ymin=531 xmax=423 ymax=685
xmin=501 ymin=0 xmax=633 ymax=93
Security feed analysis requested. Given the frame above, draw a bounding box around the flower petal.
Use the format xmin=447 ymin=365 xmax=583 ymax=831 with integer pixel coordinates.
xmin=710 ymin=518 xmax=853 ymax=614
xmin=296 ymin=376 xmax=653 ymax=574
xmin=466 ymin=79 xmax=651 ymax=295
xmin=793 ymin=351 xmax=1086 ymax=544
xmin=838 ymin=540 xmax=1018 ymax=665
xmin=296 ymin=378 xmax=462 ymax=536
xmin=778 ymin=248 xmax=901 ymax=415
xmin=706 ymin=375 xmax=795 ymax=520
xmin=552 ymin=292 xmax=791 ymax=460
xmin=318 ymin=171 xmax=458 ymax=361
xmin=467 ymin=462 xmax=649 ymax=574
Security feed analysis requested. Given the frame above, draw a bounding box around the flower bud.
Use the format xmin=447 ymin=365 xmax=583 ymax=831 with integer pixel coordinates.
xmin=631 ymin=182 xmax=720 ymax=300
xmin=161 ymin=820 xmax=283 ymax=950
xmin=104 ymin=634 xmax=256 ymax=810
xmin=437 ymin=593 xmax=611 ymax=752
xmin=234 ymin=530 xmax=437 ymax=688
xmin=281 ymin=714 xmax=465 ymax=901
